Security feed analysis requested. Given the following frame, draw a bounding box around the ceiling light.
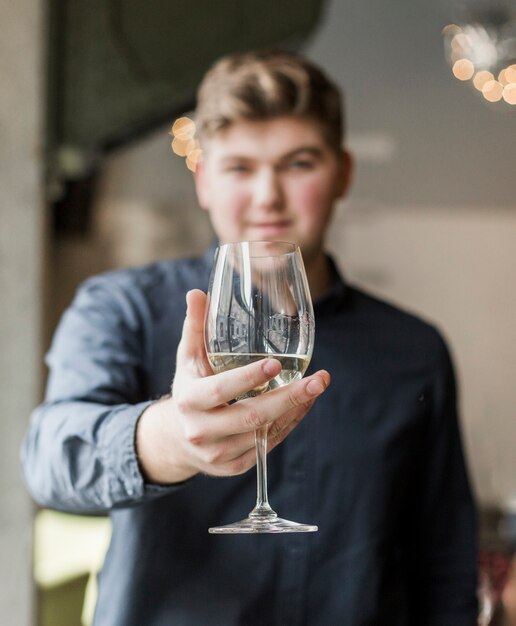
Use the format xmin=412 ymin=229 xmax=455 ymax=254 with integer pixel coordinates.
xmin=443 ymin=6 xmax=516 ymax=107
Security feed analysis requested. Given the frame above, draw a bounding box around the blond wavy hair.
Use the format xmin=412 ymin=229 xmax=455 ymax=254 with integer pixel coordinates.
xmin=195 ymin=50 xmax=344 ymax=153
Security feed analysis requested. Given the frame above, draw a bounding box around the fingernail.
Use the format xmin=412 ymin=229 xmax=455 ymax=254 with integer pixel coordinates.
xmin=263 ymin=359 xmax=280 ymax=376
xmin=307 ymin=379 xmax=325 ymax=396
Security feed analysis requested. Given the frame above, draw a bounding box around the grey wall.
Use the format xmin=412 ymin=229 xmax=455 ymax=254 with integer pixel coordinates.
xmin=0 ymin=0 xmax=45 ymax=623
xmin=308 ymin=0 xmax=516 ymax=208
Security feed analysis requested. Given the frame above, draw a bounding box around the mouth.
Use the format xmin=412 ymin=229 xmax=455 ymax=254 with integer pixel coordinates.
xmin=246 ymin=221 xmax=292 ymax=236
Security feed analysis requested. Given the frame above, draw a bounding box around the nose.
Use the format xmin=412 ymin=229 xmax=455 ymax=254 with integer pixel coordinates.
xmin=253 ymin=168 xmax=284 ymax=211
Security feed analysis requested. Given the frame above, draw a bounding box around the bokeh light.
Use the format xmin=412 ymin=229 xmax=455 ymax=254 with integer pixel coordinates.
xmin=443 ymin=18 xmax=516 ymax=107
xmin=473 ymin=70 xmax=494 ymax=91
xmin=498 ymin=69 xmax=509 ymax=86
xmin=170 ymin=116 xmax=202 ymax=171
xmin=172 ymin=117 xmax=196 ymax=139
xmin=452 ymin=59 xmax=475 ymax=80
xmin=442 ymin=24 xmax=461 ymax=36
xmin=502 ymin=83 xmax=516 ymax=105
xmin=481 ymin=80 xmax=504 ymax=102
xmin=451 ymin=33 xmax=471 ymax=53
xmin=186 ymin=149 xmax=203 ymax=172
xmin=505 ymin=64 xmax=516 ymax=83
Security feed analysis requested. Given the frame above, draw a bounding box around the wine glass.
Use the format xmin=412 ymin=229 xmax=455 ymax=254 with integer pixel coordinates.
xmin=204 ymin=240 xmax=317 ymax=534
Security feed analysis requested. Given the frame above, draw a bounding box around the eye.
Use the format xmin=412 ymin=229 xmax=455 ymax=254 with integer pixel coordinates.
xmin=224 ymin=163 xmax=250 ymax=174
xmin=288 ymin=159 xmax=315 ymax=170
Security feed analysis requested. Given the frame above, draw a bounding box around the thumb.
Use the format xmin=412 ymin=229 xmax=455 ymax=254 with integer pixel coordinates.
xmin=176 ymin=289 xmax=212 ymax=376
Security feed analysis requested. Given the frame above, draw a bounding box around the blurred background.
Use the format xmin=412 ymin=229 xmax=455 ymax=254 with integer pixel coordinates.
xmin=1 ymin=0 xmax=515 ymax=624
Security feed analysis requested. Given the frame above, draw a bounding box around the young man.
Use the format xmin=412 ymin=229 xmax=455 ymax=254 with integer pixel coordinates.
xmin=22 ymin=51 xmax=478 ymax=624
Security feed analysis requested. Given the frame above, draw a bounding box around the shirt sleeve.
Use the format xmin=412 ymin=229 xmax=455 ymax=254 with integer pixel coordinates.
xmin=20 ymin=273 xmax=179 ymax=514
xmin=404 ymin=333 xmax=478 ymax=624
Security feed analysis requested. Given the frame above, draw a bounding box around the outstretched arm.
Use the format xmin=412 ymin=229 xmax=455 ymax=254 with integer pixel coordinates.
xmin=21 ymin=280 xmax=329 ymax=514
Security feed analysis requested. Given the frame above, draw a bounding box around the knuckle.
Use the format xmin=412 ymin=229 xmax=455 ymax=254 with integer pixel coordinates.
xmin=268 ymin=433 xmax=281 ymax=452
xmin=242 ymin=406 xmax=264 ymax=431
xmin=269 ymin=412 xmax=304 ymax=446
xmin=266 ymin=429 xmax=280 ymax=448
xmin=287 ymin=387 xmax=301 ymax=408
xmin=226 ymin=456 xmax=250 ymax=476
xmin=290 ymin=397 xmax=313 ymax=415
xmin=269 ymin=423 xmax=286 ymax=445
xmin=209 ymin=380 xmax=225 ymax=405
xmin=203 ymin=444 xmax=225 ymax=465
xmin=175 ymin=395 xmax=192 ymax=415
xmin=267 ymin=418 xmax=284 ymax=441
xmin=183 ymin=423 xmax=204 ymax=446
xmin=304 ymin=399 xmax=315 ymax=411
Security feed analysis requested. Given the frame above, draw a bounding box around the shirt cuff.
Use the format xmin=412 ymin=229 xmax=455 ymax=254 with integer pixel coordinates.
xmin=101 ymin=400 xmax=193 ymax=508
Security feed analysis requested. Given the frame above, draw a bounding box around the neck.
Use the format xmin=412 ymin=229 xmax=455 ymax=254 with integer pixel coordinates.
xmin=305 ymin=251 xmax=333 ymax=301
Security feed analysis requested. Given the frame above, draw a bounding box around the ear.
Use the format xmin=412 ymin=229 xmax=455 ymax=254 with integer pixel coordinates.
xmin=335 ymin=149 xmax=354 ymax=199
xmin=193 ymin=159 xmax=210 ymax=211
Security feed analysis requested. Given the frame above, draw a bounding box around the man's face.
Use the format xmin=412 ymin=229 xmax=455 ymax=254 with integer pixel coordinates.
xmin=195 ymin=116 xmax=352 ymax=267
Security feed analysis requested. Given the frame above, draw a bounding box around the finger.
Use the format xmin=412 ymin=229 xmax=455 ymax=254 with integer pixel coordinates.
xmin=209 ymin=370 xmax=330 ymax=436
xmin=248 ymin=370 xmax=330 ymax=430
xmin=204 ymin=444 xmax=258 ymax=477
xmin=176 ymin=289 xmax=212 ymax=376
xmin=190 ymin=430 xmax=257 ymax=469
xmin=186 ymin=357 xmax=282 ymax=410
xmin=202 ymin=399 xmax=316 ymax=477
xmin=194 ymin=389 xmax=322 ymax=477
xmin=219 ymin=398 xmax=315 ymax=464
xmin=267 ymin=398 xmax=315 ymax=448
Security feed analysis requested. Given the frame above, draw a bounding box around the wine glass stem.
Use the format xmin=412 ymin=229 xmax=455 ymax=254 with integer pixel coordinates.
xmin=250 ymin=425 xmax=277 ymax=519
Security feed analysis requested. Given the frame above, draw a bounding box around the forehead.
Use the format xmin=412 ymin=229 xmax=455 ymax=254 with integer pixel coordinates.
xmin=201 ymin=116 xmax=330 ymax=161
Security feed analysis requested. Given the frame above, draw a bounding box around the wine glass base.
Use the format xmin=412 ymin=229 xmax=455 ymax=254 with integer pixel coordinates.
xmin=209 ymin=516 xmax=318 ymax=534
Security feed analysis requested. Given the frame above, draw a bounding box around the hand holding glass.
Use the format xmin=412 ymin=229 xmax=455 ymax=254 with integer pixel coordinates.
xmin=204 ymin=241 xmax=317 ymax=533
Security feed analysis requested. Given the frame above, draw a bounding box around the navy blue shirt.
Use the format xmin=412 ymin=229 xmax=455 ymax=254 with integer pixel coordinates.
xmin=21 ymin=248 xmax=477 ymax=625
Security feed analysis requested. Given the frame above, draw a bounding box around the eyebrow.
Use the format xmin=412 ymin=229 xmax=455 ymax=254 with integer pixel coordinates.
xmin=220 ymin=146 xmax=325 ymax=163
xmin=282 ymin=146 xmax=325 ymax=160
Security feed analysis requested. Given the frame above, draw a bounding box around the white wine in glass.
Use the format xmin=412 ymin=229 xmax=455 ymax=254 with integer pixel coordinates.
xmin=204 ymin=240 xmax=317 ymax=534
